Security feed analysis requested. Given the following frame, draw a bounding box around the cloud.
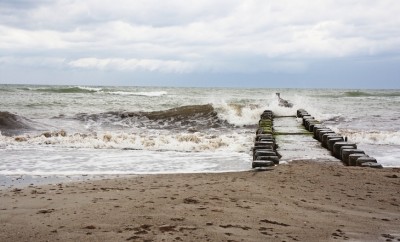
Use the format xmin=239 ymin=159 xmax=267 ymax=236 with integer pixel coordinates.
xmin=0 ymin=0 xmax=399 ymax=80
xmin=0 ymin=56 xmax=66 ymax=67
xmin=68 ymin=57 xmax=194 ymax=73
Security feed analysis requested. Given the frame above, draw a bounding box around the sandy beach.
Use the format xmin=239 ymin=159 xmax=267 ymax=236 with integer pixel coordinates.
xmin=0 ymin=161 xmax=399 ymax=242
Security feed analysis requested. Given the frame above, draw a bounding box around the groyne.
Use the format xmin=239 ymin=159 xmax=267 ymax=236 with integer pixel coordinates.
xmin=252 ymin=108 xmax=383 ymax=169
xmin=297 ymin=109 xmax=383 ymax=168
xmin=252 ymin=110 xmax=280 ymax=168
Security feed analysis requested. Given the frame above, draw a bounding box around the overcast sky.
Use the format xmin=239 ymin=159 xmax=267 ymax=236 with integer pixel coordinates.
xmin=0 ymin=0 xmax=399 ymax=88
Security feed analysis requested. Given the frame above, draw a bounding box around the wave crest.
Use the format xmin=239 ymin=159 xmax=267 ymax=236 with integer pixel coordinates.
xmin=107 ymin=91 xmax=167 ymax=97
xmin=344 ymin=91 xmax=400 ymax=97
xmin=0 ymin=111 xmax=34 ymax=136
xmin=34 ymin=86 xmax=101 ymax=94
xmin=336 ymin=129 xmax=400 ymax=145
xmin=75 ymin=104 xmax=231 ymax=130
xmin=1 ymin=130 xmax=252 ymax=152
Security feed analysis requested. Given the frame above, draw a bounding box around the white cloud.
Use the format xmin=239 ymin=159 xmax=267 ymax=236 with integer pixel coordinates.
xmin=0 ymin=0 xmax=399 ymax=74
xmin=68 ymin=57 xmax=194 ymax=73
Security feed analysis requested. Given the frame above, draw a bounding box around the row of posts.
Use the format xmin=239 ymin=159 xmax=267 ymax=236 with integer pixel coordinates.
xmin=297 ymin=109 xmax=383 ymax=168
xmin=252 ymin=110 xmax=280 ymax=168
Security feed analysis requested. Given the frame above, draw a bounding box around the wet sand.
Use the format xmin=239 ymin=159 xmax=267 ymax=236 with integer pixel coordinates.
xmin=0 ymin=161 xmax=399 ymax=242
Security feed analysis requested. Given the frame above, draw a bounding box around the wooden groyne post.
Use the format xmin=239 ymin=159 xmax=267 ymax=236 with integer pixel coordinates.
xmin=297 ymin=109 xmax=383 ymax=168
xmin=252 ymin=110 xmax=280 ymax=168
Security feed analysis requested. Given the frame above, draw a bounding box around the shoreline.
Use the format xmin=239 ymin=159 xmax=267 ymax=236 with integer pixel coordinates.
xmin=1 ymin=160 xmax=399 ymax=241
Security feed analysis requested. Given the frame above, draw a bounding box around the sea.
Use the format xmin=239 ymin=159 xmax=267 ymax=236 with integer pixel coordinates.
xmin=0 ymin=85 xmax=399 ymax=181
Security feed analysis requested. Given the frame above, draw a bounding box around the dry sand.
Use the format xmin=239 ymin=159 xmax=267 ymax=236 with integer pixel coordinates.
xmin=0 ymin=161 xmax=399 ymax=242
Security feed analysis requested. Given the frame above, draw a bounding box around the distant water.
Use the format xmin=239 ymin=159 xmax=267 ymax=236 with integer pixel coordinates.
xmin=0 ymin=84 xmax=399 ymax=176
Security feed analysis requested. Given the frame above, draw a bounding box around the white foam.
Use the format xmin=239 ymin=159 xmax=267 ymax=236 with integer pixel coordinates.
xmin=77 ymin=86 xmax=102 ymax=92
xmin=331 ymin=129 xmax=400 ymax=145
xmin=215 ymin=102 xmax=267 ymax=126
xmin=107 ymin=91 xmax=167 ymax=97
xmin=1 ymin=130 xmax=254 ymax=153
xmin=0 ymin=148 xmax=251 ymax=175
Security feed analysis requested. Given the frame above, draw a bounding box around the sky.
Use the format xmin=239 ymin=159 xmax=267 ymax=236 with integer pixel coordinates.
xmin=0 ymin=0 xmax=399 ymax=88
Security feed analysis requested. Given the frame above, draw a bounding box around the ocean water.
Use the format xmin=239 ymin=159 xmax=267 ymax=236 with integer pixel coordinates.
xmin=0 ymin=85 xmax=399 ymax=177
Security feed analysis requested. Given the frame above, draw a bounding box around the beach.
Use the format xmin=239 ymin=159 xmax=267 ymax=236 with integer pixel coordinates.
xmin=1 ymin=161 xmax=399 ymax=242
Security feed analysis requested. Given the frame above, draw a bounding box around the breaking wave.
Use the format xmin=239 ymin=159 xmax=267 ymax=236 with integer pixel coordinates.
xmin=33 ymin=86 xmax=101 ymax=94
xmin=344 ymin=90 xmax=400 ymax=97
xmin=332 ymin=129 xmax=400 ymax=145
xmin=0 ymin=111 xmax=35 ymax=136
xmin=17 ymin=85 xmax=170 ymax=97
xmin=107 ymin=91 xmax=167 ymax=97
xmin=74 ymin=104 xmax=234 ymax=131
xmin=0 ymin=130 xmax=253 ymax=153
